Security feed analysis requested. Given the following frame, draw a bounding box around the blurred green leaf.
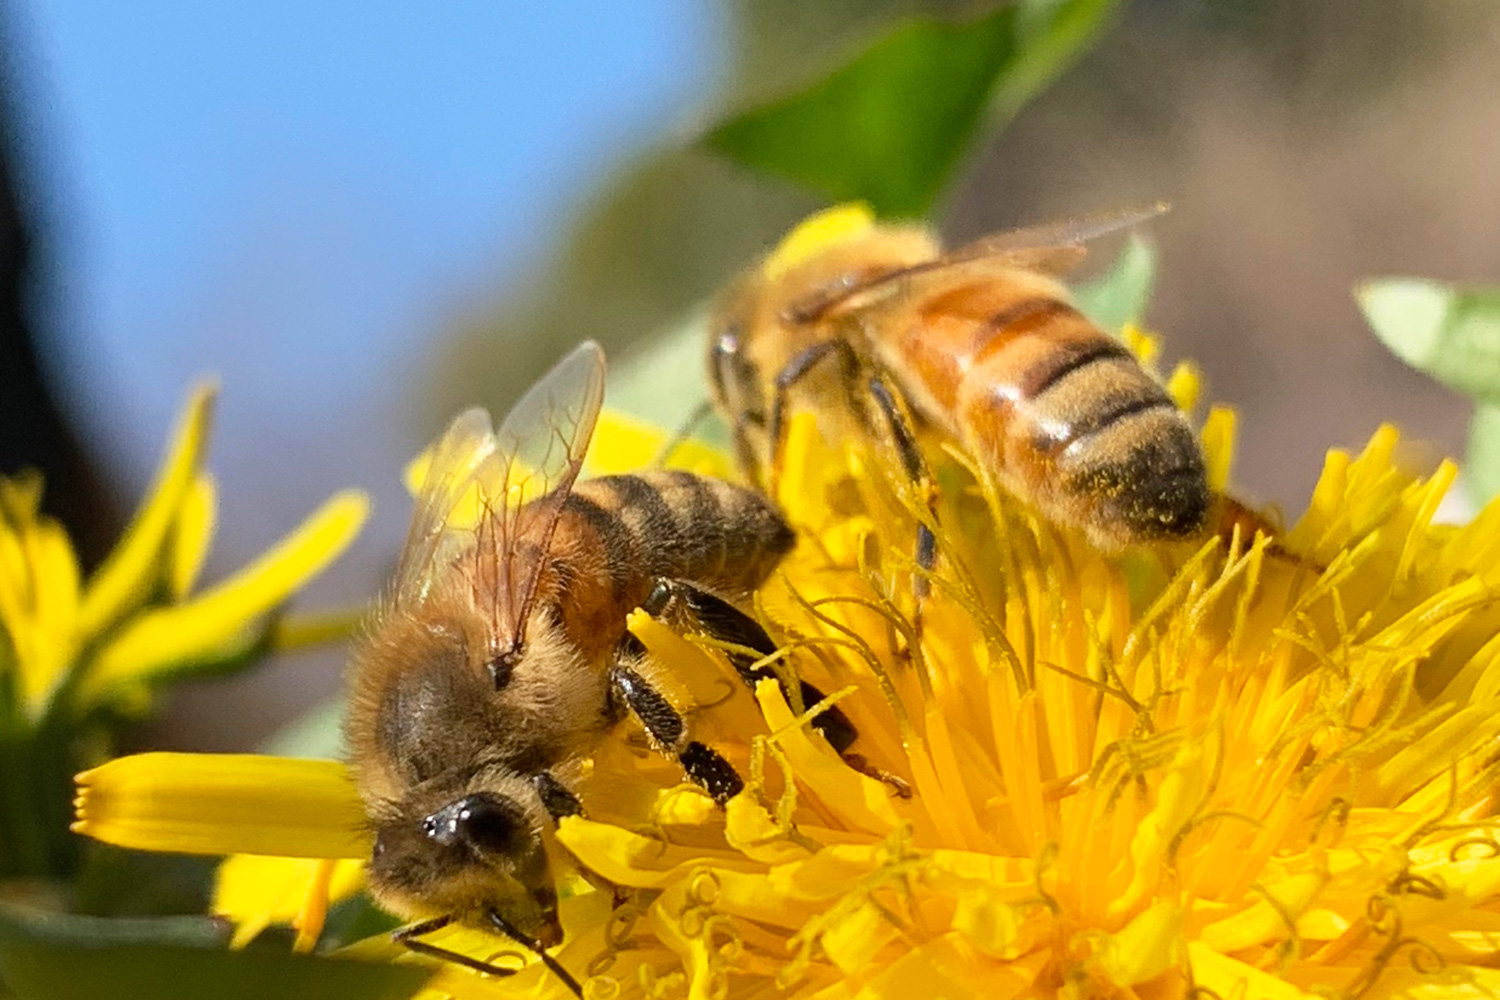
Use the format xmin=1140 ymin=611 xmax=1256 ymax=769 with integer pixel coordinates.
xmin=705 ymin=0 xmax=1121 ymax=217
xmin=607 ymin=308 xmax=731 ymax=448
xmin=1356 ymin=278 xmax=1500 ymax=403
xmin=260 ymin=695 xmax=345 ymax=760
xmin=1467 ymin=403 xmax=1500 ymax=509
xmin=1072 ymin=234 xmax=1157 ymax=333
xmin=0 ymin=904 xmax=429 ymax=1000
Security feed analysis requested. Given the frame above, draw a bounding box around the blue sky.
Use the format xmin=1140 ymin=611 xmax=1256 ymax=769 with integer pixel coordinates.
xmin=5 ymin=3 xmax=722 ymax=744
xmin=11 ymin=1 xmax=719 ymax=567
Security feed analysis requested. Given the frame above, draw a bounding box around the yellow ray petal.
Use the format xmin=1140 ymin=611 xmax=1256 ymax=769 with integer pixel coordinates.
xmin=168 ymin=473 xmax=217 ymax=599
xmin=82 ymin=490 xmax=369 ymax=697
xmin=78 ymin=381 xmax=216 ymax=636
xmin=73 ymin=752 xmax=369 ymax=858
xmin=215 ymin=854 xmax=365 ymax=949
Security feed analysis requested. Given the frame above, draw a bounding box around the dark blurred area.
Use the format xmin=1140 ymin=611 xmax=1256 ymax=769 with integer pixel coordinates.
xmin=5 ymin=0 xmax=1498 ymax=752
xmin=0 ymin=31 xmax=118 ymax=565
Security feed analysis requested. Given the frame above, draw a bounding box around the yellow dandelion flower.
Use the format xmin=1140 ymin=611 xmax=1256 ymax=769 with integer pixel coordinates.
xmin=0 ymin=381 xmax=369 ymax=719
xmin=2 ymin=380 xmax=367 ymax=879
xmin=74 ymin=382 xmax=1500 ymax=1000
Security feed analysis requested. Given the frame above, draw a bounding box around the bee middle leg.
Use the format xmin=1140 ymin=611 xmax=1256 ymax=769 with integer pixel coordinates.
xmin=608 ymin=632 xmax=744 ymax=804
xmin=766 ymin=341 xmax=937 ymax=628
xmin=644 ymin=578 xmax=911 ymax=797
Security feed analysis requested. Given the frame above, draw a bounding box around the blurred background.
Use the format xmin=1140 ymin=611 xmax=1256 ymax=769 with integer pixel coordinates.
xmin=2 ymin=0 xmax=1498 ymax=753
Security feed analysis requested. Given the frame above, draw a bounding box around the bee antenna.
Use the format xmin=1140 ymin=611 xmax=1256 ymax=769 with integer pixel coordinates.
xmin=487 ymin=908 xmax=583 ymax=998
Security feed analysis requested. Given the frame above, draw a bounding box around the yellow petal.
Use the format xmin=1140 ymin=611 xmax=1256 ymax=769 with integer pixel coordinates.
xmin=73 ymin=752 xmax=369 ymax=858
xmin=82 ymin=490 xmax=369 ymax=697
xmin=0 ymin=502 xmax=82 ymax=712
xmin=764 ymin=203 xmax=877 ymax=280
xmin=753 ymin=679 xmax=903 ymax=836
xmin=78 ymin=381 xmax=216 ymax=636
xmin=269 ymin=606 xmax=367 ymax=653
xmin=585 ymin=410 xmax=732 ymax=479
xmin=1166 ymin=360 xmax=1203 ymax=413
xmin=168 ymin=473 xmax=217 ymax=599
xmin=1095 ymin=900 xmax=1182 ymax=986
xmin=1187 ymin=941 xmax=1317 ymax=1000
xmin=1201 ymin=405 xmax=1237 ymax=494
xmin=214 ymin=854 xmax=364 ymax=949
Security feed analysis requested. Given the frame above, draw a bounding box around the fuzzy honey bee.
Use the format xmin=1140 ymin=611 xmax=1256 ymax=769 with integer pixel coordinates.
xmin=708 ymin=203 xmax=1211 ymax=552
xmin=345 ymin=341 xmax=864 ymax=993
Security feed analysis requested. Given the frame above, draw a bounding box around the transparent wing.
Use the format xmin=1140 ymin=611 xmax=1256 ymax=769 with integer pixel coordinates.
xmin=788 ymin=203 xmax=1170 ymax=323
xmin=393 ymin=342 xmax=606 ymax=649
xmin=486 ymin=340 xmax=606 ymax=646
xmin=394 ymin=407 xmax=499 ymax=604
xmin=944 ymin=202 xmax=1169 ymax=263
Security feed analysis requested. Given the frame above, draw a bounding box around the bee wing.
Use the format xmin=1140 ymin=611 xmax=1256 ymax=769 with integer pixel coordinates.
xmin=485 ymin=340 xmax=606 ymax=642
xmin=944 ymin=202 xmax=1170 ymax=268
xmin=394 ymin=342 xmax=607 ymax=636
xmin=789 ymin=203 xmax=1169 ymax=323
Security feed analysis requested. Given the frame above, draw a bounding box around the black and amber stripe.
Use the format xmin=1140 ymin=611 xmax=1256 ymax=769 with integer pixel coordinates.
xmin=567 ymin=470 xmax=795 ymax=600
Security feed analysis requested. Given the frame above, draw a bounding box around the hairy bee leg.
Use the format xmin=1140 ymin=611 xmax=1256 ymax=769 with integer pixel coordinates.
xmin=394 ymin=913 xmax=522 ymax=980
xmin=765 ymin=341 xmax=938 ymax=629
xmin=642 ymin=578 xmax=856 ymax=750
xmin=644 ymin=578 xmax=910 ymax=797
xmin=609 ymin=633 xmax=745 ymax=804
xmin=866 ymin=376 xmax=938 ymax=610
xmin=529 ymin=771 xmax=583 ymax=821
xmin=488 ymin=909 xmax=584 ymax=998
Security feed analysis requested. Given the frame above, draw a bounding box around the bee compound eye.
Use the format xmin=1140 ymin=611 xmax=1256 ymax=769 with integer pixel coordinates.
xmin=453 ymin=793 xmax=523 ymax=856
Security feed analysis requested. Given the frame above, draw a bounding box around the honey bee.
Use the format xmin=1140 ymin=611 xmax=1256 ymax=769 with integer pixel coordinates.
xmin=345 ymin=341 xmax=859 ymax=993
xmin=708 ymin=203 xmax=1211 ymax=551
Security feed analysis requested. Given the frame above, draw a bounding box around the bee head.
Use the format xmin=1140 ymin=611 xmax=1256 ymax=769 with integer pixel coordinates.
xmin=365 ymin=767 xmax=562 ymax=946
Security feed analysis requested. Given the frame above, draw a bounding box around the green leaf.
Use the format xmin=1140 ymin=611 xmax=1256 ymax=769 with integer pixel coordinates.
xmin=1356 ymin=278 xmax=1500 ymax=404
xmin=607 ymin=307 xmax=730 ymax=448
xmin=1466 ymin=402 xmax=1500 ymax=509
xmin=1072 ymin=234 xmax=1157 ymax=333
xmin=259 ymin=694 xmax=346 ymax=759
xmin=0 ymin=904 xmax=430 ymax=1000
xmin=705 ymin=0 xmax=1120 ymax=218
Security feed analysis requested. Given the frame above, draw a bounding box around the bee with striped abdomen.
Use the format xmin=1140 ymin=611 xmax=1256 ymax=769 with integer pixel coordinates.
xmin=708 ymin=203 xmax=1211 ymax=552
xmin=345 ymin=341 xmax=867 ymax=995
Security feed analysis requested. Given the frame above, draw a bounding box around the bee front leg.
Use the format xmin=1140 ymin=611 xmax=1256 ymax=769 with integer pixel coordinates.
xmin=768 ymin=341 xmax=938 ymax=632
xmin=643 ymin=578 xmax=910 ymax=797
xmin=529 ymin=771 xmax=582 ymax=821
xmin=393 ymin=913 xmax=521 ymax=979
xmin=766 ymin=339 xmax=850 ymax=497
xmin=608 ymin=632 xmax=744 ymax=804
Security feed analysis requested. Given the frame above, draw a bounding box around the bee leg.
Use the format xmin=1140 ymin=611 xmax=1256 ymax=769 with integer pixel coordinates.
xmin=529 ymin=771 xmax=583 ymax=821
xmin=766 ymin=341 xmax=938 ymax=637
xmin=766 ymin=339 xmax=851 ymax=495
xmin=865 ymin=374 xmax=937 ymax=638
xmin=394 ymin=913 xmax=523 ymax=979
xmin=488 ymin=908 xmax=584 ymax=997
xmin=644 ymin=578 xmax=911 ymax=798
xmin=609 ymin=633 xmax=745 ymax=804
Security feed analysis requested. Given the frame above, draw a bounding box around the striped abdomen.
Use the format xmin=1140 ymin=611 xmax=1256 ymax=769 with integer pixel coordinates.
xmin=542 ymin=471 xmax=794 ymax=657
xmin=875 ymin=268 xmax=1209 ymax=549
